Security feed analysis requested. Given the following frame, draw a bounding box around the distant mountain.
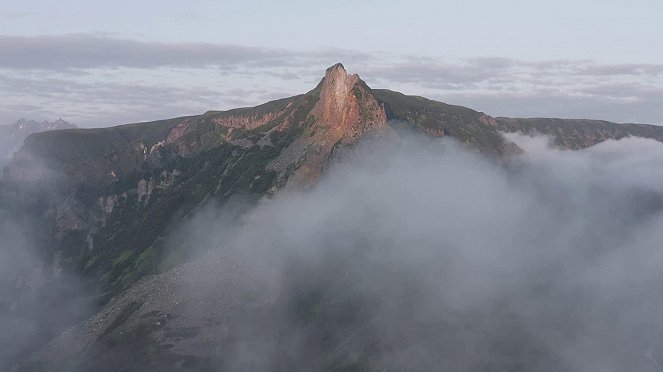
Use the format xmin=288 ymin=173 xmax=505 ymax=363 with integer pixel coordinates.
xmin=495 ymin=117 xmax=663 ymax=149
xmin=0 ymin=118 xmax=76 ymax=165
xmin=4 ymin=64 xmax=663 ymax=371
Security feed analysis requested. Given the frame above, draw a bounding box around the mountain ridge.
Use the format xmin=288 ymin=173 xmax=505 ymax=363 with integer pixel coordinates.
xmin=5 ymin=63 xmax=663 ymax=371
xmin=5 ymin=64 xmax=663 ymax=300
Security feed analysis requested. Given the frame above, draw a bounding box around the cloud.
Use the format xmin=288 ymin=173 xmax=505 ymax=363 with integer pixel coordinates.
xmin=1 ymin=34 xmax=663 ymax=126
xmin=0 ymin=34 xmax=372 ymax=71
xmin=0 ymin=11 xmax=36 ymax=19
xmin=111 ymin=133 xmax=663 ymax=371
xmin=0 ymin=171 xmax=94 ymax=370
xmin=364 ymin=57 xmax=516 ymax=89
xmin=573 ymin=63 xmax=663 ymax=77
xmin=363 ymin=58 xmax=663 ymax=124
xmin=0 ymin=34 xmax=293 ymax=70
xmin=438 ymin=86 xmax=663 ymax=124
xmin=0 ymin=70 xmax=262 ymax=127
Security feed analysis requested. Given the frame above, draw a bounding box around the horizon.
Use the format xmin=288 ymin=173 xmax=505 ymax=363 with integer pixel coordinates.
xmin=1 ymin=61 xmax=661 ymax=129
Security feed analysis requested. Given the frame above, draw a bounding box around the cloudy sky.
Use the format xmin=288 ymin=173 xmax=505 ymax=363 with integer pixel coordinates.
xmin=1 ymin=0 xmax=663 ymax=127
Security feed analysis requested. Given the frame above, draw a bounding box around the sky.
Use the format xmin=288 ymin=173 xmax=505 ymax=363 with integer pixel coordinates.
xmin=1 ymin=0 xmax=663 ymax=127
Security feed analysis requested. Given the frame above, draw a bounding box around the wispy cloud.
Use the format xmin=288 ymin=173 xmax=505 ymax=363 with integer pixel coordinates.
xmin=1 ymin=34 xmax=662 ymax=126
xmin=1 ymin=11 xmax=37 ymax=19
xmin=0 ymin=34 xmax=371 ymax=71
xmin=362 ymin=58 xmax=663 ymax=124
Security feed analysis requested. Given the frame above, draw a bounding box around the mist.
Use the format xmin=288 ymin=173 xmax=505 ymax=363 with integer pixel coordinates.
xmin=160 ymin=132 xmax=663 ymax=371
xmin=5 ymin=130 xmax=663 ymax=371
xmin=0 ymin=172 xmax=94 ymax=370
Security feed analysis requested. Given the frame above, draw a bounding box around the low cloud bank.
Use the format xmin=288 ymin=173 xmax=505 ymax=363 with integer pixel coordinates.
xmin=4 ymin=132 xmax=663 ymax=371
xmin=172 ymin=133 xmax=663 ymax=371
xmin=0 ymin=196 xmax=93 ymax=370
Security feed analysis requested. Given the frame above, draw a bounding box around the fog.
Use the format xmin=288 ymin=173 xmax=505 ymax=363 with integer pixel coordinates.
xmin=169 ymin=132 xmax=663 ymax=371
xmin=4 ymin=131 xmax=663 ymax=371
xmin=0 ymin=174 xmax=93 ymax=370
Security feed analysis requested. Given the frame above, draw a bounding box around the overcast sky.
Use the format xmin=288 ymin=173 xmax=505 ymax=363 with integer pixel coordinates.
xmin=1 ymin=0 xmax=663 ymax=127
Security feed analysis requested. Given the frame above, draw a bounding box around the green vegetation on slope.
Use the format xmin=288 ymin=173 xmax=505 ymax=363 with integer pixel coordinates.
xmin=373 ymin=89 xmax=510 ymax=155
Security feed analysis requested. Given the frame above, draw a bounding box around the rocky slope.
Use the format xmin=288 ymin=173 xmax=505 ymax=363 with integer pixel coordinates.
xmin=0 ymin=118 xmax=76 ymax=166
xmin=5 ymin=63 xmax=663 ymax=370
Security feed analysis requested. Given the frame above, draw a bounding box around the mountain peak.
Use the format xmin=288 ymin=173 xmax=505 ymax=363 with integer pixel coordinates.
xmin=8 ymin=118 xmax=76 ymax=131
xmin=325 ymin=62 xmax=347 ymax=75
xmin=314 ymin=63 xmax=386 ymax=141
xmin=318 ymin=64 xmax=359 ymax=112
xmin=273 ymin=63 xmax=388 ymax=186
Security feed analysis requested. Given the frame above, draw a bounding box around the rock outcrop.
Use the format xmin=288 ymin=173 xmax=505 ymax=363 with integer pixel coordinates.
xmin=313 ymin=63 xmax=388 ymax=142
xmin=269 ymin=63 xmax=388 ymax=186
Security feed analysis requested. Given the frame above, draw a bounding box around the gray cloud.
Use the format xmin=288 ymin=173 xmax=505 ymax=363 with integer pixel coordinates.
xmin=361 ymin=58 xmax=663 ymax=124
xmin=439 ymin=86 xmax=663 ymax=124
xmin=573 ymin=63 xmax=663 ymax=77
xmin=137 ymin=134 xmax=663 ymax=371
xmin=364 ymin=59 xmax=513 ymax=89
xmin=0 ymin=11 xmax=36 ymax=19
xmin=1 ymin=34 xmax=663 ymax=127
xmin=0 ymin=34 xmax=371 ymax=71
xmin=0 ymin=71 xmax=254 ymax=127
xmin=363 ymin=58 xmax=663 ymax=92
xmin=0 ymin=171 xmax=94 ymax=370
xmin=0 ymin=34 xmax=293 ymax=70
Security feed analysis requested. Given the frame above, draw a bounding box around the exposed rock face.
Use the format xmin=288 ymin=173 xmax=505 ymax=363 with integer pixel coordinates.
xmin=479 ymin=114 xmax=498 ymax=127
xmin=212 ymin=111 xmax=283 ymax=130
xmin=424 ymin=127 xmax=445 ymax=137
xmin=314 ymin=63 xmax=388 ymax=143
xmin=162 ymin=120 xmax=192 ymax=149
xmin=272 ymin=63 xmax=388 ymax=186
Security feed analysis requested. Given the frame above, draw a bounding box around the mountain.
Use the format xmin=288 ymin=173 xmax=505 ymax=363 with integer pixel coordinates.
xmin=4 ymin=64 xmax=663 ymax=371
xmin=1 ymin=64 xmax=394 ymax=298
xmin=0 ymin=118 xmax=76 ymax=166
xmin=3 ymin=64 xmax=534 ymax=303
